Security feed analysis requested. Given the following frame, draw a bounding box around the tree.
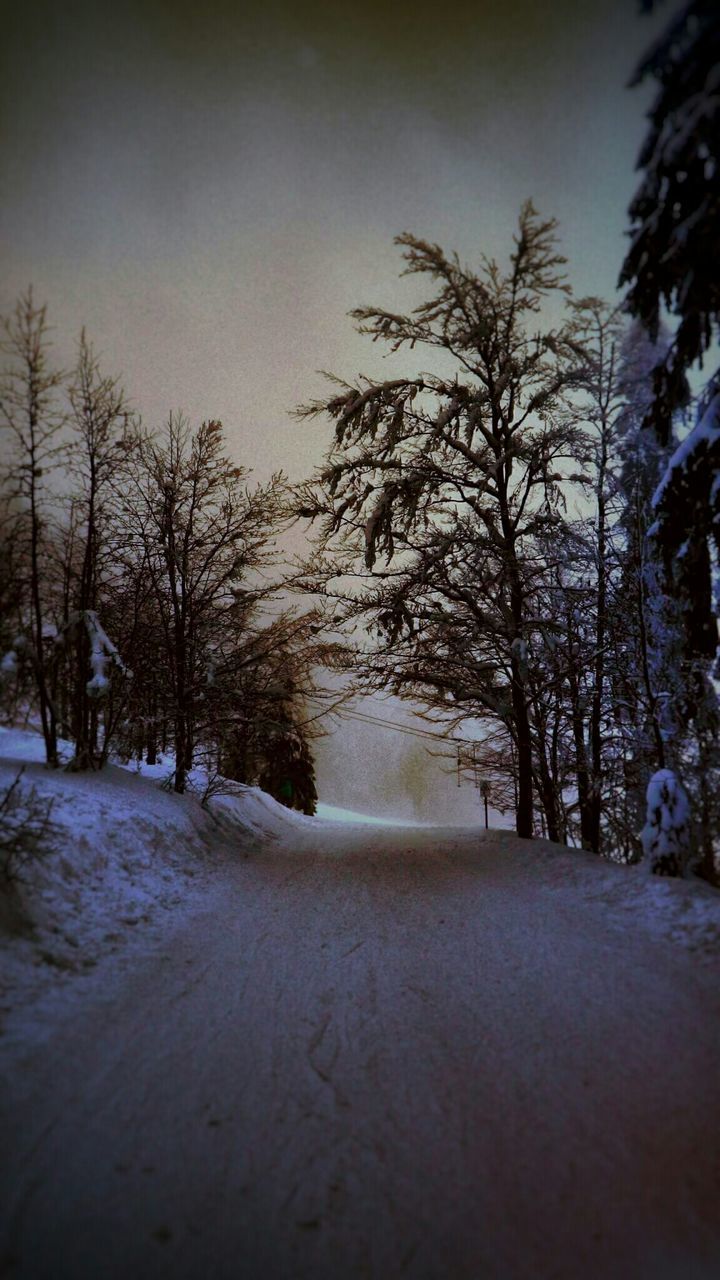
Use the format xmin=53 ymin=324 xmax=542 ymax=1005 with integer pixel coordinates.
xmin=600 ymin=322 xmax=673 ymax=855
xmin=0 ymin=500 xmax=31 ymax=724
xmin=567 ymin=299 xmax=626 ymax=850
xmin=295 ymin=204 xmax=588 ymax=838
xmin=258 ymin=723 xmax=318 ymax=816
xmin=619 ymin=0 xmax=720 ymax=659
xmin=212 ymin=605 xmax=343 ymax=814
xmin=64 ymin=332 xmax=131 ymax=769
xmin=118 ymin=415 xmax=286 ymax=793
xmin=0 ymin=291 xmax=65 ymax=766
xmin=641 ymin=769 xmax=691 ymax=876
xmin=607 ymin=321 xmax=720 ymax=877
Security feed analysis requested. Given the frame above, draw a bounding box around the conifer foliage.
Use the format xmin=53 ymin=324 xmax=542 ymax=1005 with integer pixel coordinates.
xmin=620 ymin=0 xmax=720 ymax=660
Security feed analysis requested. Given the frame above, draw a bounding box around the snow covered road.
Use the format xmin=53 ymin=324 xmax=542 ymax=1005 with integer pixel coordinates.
xmin=2 ymin=821 xmax=720 ymax=1279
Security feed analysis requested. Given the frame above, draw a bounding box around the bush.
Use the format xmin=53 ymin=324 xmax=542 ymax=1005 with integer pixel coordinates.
xmin=0 ymin=768 xmax=56 ymax=887
xmin=641 ymin=769 xmax=691 ymax=877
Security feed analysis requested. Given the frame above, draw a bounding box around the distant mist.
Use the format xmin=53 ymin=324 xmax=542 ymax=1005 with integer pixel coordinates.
xmin=313 ymin=705 xmax=510 ymax=828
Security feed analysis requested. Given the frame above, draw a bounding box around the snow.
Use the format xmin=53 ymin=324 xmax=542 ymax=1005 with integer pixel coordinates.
xmin=83 ymin=609 xmax=128 ymax=697
xmin=0 ymin=650 xmax=17 ymax=677
xmin=315 ymin=801 xmax=424 ymax=827
xmin=511 ymin=635 xmax=528 ymax=666
xmin=1 ymin=727 xmax=720 ymax=1277
xmin=641 ymin=767 xmax=692 ymax=876
xmin=651 ymin=389 xmax=720 ymax=514
xmin=2 ymin=723 xmax=719 ymax=1042
xmin=0 ymin=728 xmax=294 ymax=1034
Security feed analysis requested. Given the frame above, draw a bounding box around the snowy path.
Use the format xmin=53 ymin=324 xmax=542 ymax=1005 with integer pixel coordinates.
xmin=2 ymin=822 xmax=719 ymax=1280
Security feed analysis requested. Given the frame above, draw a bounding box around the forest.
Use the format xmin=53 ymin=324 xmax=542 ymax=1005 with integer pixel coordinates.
xmin=1 ymin=0 xmax=718 ymax=882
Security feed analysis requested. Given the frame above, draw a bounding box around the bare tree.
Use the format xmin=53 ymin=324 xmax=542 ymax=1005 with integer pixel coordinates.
xmin=64 ymin=331 xmax=131 ymax=769
xmin=295 ymin=204 xmax=588 ymax=837
xmin=567 ymin=299 xmax=625 ymax=850
xmin=0 ymin=291 xmax=66 ymax=766
xmin=118 ymin=415 xmax=286 ymax=792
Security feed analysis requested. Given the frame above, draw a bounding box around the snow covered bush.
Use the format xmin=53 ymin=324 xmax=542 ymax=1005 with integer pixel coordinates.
xmin=641 ymin=769 xmax=691 ymax=877
xmin=0 ymin=767 xmax=55 ymax=888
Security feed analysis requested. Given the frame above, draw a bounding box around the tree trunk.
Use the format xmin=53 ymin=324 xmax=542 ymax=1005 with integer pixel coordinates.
xmin=534 ymin=763 xmax=560 ymax=844
xmin=30 ymin=469 xmax=58 ymax=768
xmin=174 ymin=716 xmax=187 ymax=794
xmin=530 ymin=691 xmax=561 ymax=843
xmin=512 ymin=672 xmax=534 ymax=838
xmin=68 ymin=622 xmax=94 ymax=771
xmin=173 ymin=632 xmax=188 ymax=793
xmin=588 ymin=423 xmax=609 ymax=853
xmin=567 ymin=665 xmax=593 ymax=850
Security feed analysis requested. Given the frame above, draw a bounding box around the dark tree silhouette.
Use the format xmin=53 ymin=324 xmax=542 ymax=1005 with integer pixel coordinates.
xmin=295 ymin=204 xmax=588 ymax=838
xmin=620 ymin=0 xmax=720 ymax=659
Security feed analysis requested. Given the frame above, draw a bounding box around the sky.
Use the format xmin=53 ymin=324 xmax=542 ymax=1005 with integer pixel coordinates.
xmin=0 ymin=0 xmax=676 ymax=817
xmin=1 ymin=0 xmax=672 ymax=480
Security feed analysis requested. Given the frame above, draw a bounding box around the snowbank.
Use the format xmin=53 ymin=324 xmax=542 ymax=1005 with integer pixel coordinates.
xmin=506 ymin=831 xmax=720 ymax=962
xmin=0 ymin=728 xmax=300 ymax=1035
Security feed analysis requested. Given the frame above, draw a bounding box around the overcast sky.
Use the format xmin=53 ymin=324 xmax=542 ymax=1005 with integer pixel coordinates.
xmin=2 ymin=0 xmax=672 ymax=484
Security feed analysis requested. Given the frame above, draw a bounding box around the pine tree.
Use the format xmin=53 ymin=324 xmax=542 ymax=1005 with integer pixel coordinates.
xmin=611 ymin=322 xmax=720 ymax=878
xmin=619 ymin=0 xmax=720 ymax=659
xmin=259 ymin=724 xmax=318 ymax=816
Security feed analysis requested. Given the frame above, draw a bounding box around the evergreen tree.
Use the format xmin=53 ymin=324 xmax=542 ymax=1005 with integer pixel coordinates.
xmin=259 ymin=723 xmax=318 ymax=816
xmin=611 ymin=322 xmax=720 ymax=877
xmin=620 ymin=0 xmax=720 ymax=659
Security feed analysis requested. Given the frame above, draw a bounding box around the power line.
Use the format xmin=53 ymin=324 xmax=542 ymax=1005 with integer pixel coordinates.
xmin=307 ymin=697 xmax=480 ymax=748
xmin=336 ymin=709 xmax=457 ymax=747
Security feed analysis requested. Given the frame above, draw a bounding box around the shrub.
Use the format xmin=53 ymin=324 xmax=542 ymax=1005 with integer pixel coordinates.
xmin=0 ymin=768 xmax=56 ymax=887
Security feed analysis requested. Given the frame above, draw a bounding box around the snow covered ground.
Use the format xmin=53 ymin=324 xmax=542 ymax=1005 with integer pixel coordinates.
xmin=1 ymin=728 xmax=720 ymax=1278
xmin=0 ymin=727 xmax=300 ymax=1036
xmin=2 ymin=725 xmax=717 ymax=1039
xmin=316 ymin=801 xmax=429 ymax=826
